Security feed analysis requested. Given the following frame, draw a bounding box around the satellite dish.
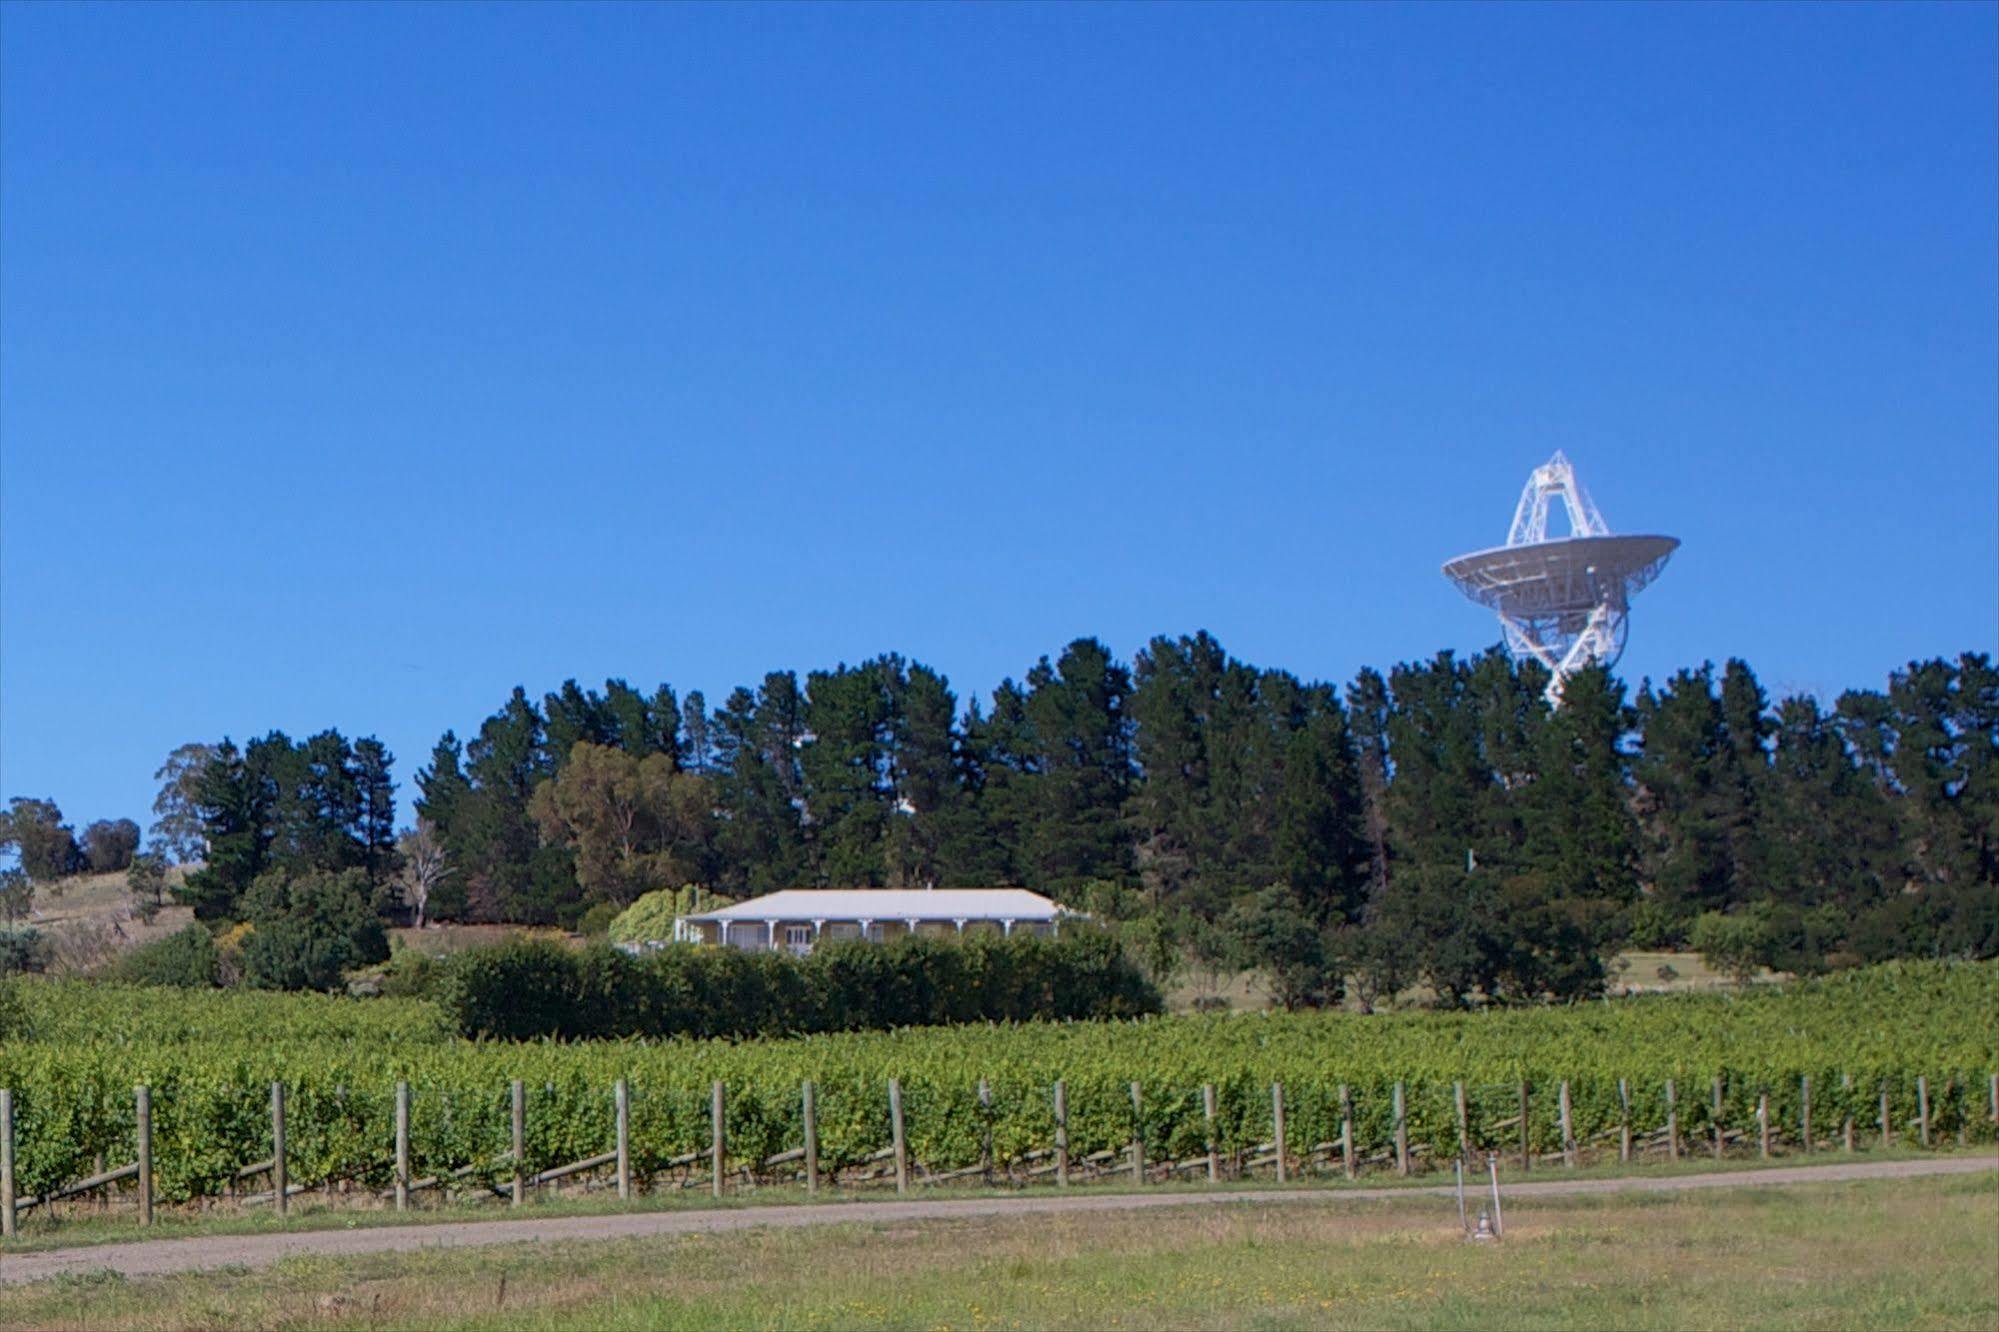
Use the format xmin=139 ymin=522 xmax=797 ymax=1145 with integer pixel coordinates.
xmin=1442 ymin=452 xmax=1678 ymax=705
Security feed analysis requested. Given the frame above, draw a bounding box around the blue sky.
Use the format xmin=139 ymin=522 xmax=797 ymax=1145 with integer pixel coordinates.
xmin=3 ymin=3 xmax=1994 ymax=831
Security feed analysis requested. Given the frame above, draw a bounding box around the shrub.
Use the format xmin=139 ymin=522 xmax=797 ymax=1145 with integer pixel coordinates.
xmin=438 ymin=935 xmax=599 ymax=1041
xmin=1690 ymin=909 xmax=1772 ymax=984
xmin=239 ymin=868 xmax=390 ymax=991
xmin=127 ymin=853 xmax=171 ymax=923
xmin=113 ymin=924 xmax=220 ymax=988
xmin=439 ymin=928 xmax=1163 ymax=1041
xmin=0 ymin=979 xmax=25 ymax=1040
xmin=378 ymin=941 xmax=446 ymax=999
xmin=0 ymin=927 xmax=49 ymax=976
xmin=607 ymin=885 xmax=732 ymax=946
xmin=576 ymin=902 xmax=621 ymax=938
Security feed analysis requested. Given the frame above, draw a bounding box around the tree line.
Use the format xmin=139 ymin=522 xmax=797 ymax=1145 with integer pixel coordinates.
xmin=409 ymin=635 xmax=1996 ymax=999
xmin=9 ymin=633 xmax=1992 ymax=1003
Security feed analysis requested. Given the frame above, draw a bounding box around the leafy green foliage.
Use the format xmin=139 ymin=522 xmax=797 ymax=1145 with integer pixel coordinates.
xmin=398 ymin=642 xmax=1999 ymax=984
xmin=240 ymin=868 xmax=390 ymax=991
xmin=0 ymin=798 xmax=80 ymax=882
xmin=81 ymin=818 xmax=141 ymax=873
xmin=528 ymin=743 xmax=713 ymax=904
xmin=175 ymin=730 xmax=402 ymax=920
xmin=0 ymin=927 xmax=48 ymax=976
xmin=0 ymin=960 xmax=1988 ymax=1205
xmin=126 ymin=853 xmax=170 ymax=923
xmin=0 ymin=980 xmax=26 ymax=1041
xmin=0 ymin=869 xmax=32 ymax=928
xmin=112 ymin=924 xmax=221 ymax=988
xmin=606 ymin=885 xmax=729 ymax=945
xmin=438 ymin=931 xmax=1162 ymax=1041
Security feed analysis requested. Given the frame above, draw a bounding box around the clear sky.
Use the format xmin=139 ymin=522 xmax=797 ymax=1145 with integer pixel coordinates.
xmin=3 ymin=2 xmax=1994 ymax=832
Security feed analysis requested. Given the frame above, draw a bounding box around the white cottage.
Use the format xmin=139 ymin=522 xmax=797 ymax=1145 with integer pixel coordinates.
xmin=672 ymin=888 xmax=1067 ymax=954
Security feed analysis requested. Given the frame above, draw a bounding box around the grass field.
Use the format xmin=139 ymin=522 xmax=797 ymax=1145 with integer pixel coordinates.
xmin=1 ymin=1172 xmax=1990 ymax=1330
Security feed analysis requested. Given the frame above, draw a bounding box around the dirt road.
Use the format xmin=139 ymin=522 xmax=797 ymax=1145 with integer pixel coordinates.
xmin=2 ymin=1155 xmax=1990 ymax=1287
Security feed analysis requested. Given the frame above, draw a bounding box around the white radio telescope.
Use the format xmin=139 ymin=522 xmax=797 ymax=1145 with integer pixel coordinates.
xmin=1442 ymin=452 xmax=1678 ymax=705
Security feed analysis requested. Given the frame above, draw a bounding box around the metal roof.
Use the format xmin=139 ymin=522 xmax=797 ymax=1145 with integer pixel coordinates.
xmin=679 ymin=888 xmax=1067 ymax=923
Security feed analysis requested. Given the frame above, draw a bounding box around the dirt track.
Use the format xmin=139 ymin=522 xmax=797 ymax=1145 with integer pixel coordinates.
xmin=1 ymin=1155 xmax=1990 ymax=1287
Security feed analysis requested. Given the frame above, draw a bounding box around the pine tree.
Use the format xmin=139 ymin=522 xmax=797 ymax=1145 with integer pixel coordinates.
xmin=1632 ymin=665 xmax=1733 ymax=931
xmin=1505 ymin=665 xmax=1637 ymax=999
xmin=1128 ymin=632 xmax=1228 ymax=912
xmin=884 ymin=661 xmax=962 ymax=887
xmin=680 ymin=691 xmax=717 ymax=775
xmin=1020 ymin=638 xmax=1134 ymax=893
xmin=801 ymin=660 xmax=895 ymax=885
xmin=1716 ymin=658 xmax=1773 ymax=906
xmin=352 ymin=738 xmax=399 ymax=895
xmin=1274 ymin=689 xmax=1372 ymax=930
xmin=711 ymin=674 xmax=812 ymax=895
xmin=1345 ymin=667 xmax=1393 ymax=913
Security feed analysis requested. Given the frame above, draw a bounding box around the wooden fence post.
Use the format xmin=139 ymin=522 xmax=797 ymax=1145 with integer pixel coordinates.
xmin=1338 ymin=1084 xmax=1355 ymax=1180
xmin=1618 ymin=1078 xmax=1632 ymax=1163
xmin=889 ymin=1079 xmax=908 ymax=1194
xmin=1665 ymin=1079 xmax=1679 ymax=1162
xmin=711 ymin=1080 xmax=726 ymax=1199
xmin=614 ymin=1079 xmax=631 ymax=1201
xmin=1917 ymin=1076 xmax=1930 ymax=1148
xmin=1393 ymin=1081 xmax=1409 ymax=1177
xmin=1271 ymin=1083 xmax=1287 ymax=1184
xmin=1800 ymin=1075 xmax=1811 ymax=1154
xmin=393 ymin=1081 xmax=410 ymax=1212
xmin=1712 ymin=1076 xmax=1725 ymax=1160
xmin=1517 ymin=1081 xmax=1530 ymax=1171
xmin=1053 ymin=1081 xmax=1069 ymax=1188
xmin=1454 ymin=1082 xmax=1469 ymax=1162
xmin=271 ymin=1081 xmax=288 ymax=1218
xmin=802 ymin=1081 xmax=819 ymax=1194
xmin=1989 ymin=1072 xmax=1997 ymax=1128
xmin=978 ymin=1079 xmax=993 ymax=1182
xmin=1758 ymin=1093 xmax=1770 ymax=1159
xmin=136 ymin=1084 xmax=153 ymax=1228
xmin=0 ymin=1088 xmax=13 ymax=1239
xmin=1842 ymin=1073 xmax=1855 ymax=1152
xmin=1558 ymin=1081 xmax=1577 ymax=1168
xmin=1129 ymin=1082 xmax=1145 ymax=1185
xmin=510 ymin=1080 xmax=525 ymax=1207
xmin=1879 ymin=1084 xmax=1891 ymax=1149
xmin=1202 ymin=1084 xmax=1219 ymax=1184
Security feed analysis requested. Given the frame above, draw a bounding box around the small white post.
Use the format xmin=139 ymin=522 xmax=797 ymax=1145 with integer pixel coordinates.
xmin=1487 ymin=1153 xmax=1504 ymax=1237
xmin=615 ymin=1079 xmax=631 ymax=1201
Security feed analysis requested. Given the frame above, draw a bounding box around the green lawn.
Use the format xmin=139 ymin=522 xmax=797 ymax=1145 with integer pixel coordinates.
xmin=2 ymin=1172 xmax=1991 ymax=1330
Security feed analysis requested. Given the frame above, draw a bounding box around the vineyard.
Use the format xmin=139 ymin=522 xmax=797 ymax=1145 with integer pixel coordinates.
xmin=0 ymin=960 xmax=1994 ymax=1215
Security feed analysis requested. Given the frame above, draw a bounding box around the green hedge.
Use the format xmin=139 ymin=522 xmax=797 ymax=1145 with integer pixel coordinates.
xmin=438 ymin=931 xmax=1162 ymax=1041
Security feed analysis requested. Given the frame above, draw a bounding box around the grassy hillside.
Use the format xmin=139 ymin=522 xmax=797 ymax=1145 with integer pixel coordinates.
xmin=14 ymin=868 xmax=194 ymax=974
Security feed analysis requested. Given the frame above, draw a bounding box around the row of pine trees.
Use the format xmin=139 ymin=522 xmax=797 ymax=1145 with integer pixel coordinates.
xmin=400 ymin=635 xmax=1994 ymax=1000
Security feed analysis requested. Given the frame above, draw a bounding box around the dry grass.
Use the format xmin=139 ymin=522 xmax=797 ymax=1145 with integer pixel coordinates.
xmin=25 ymin=870 xmax=193 ymax=973
xmin=1 ymin=1171 xmax=1990 ymax=1330
xmin=1172 ymin=949 xmax=1778 ymax=1014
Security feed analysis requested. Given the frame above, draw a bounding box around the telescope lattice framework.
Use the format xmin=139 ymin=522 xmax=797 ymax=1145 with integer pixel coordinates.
xmin=1441 ymin=452 xmax=1679 ymax=705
